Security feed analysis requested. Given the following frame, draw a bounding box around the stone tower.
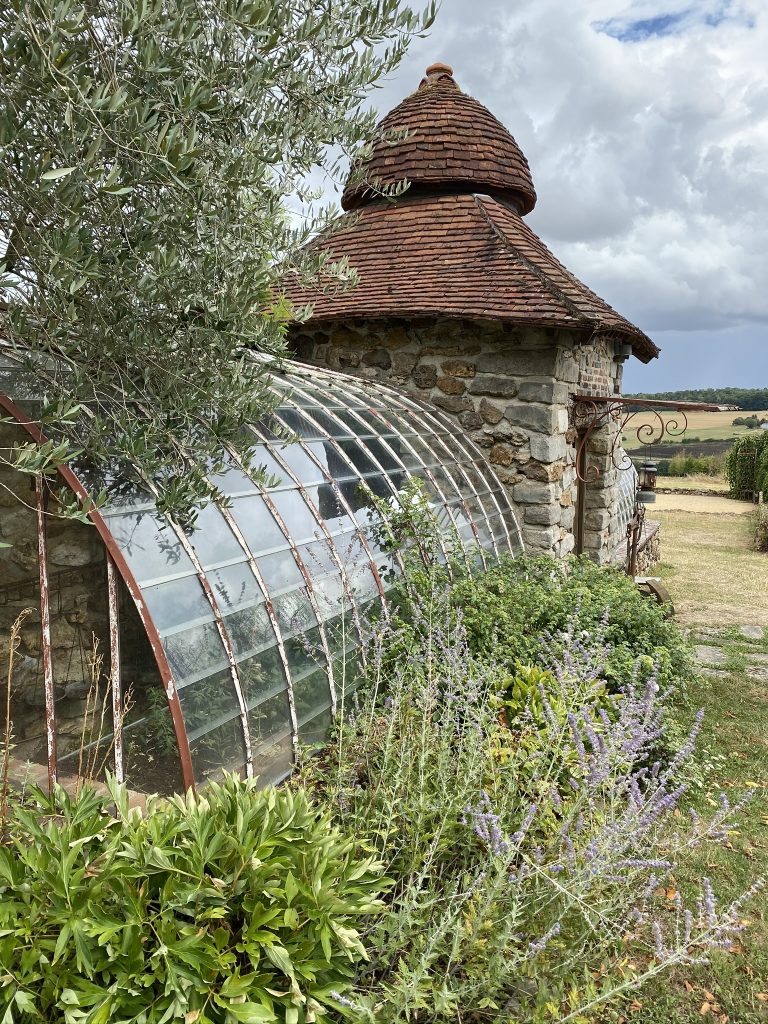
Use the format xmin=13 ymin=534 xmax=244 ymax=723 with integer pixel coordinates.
xmin=282 ymin=63 xmax=659 ymax=561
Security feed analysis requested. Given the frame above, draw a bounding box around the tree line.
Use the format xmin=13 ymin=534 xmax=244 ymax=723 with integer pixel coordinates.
xmin=628 ymin=387 xmax=768 ymax=410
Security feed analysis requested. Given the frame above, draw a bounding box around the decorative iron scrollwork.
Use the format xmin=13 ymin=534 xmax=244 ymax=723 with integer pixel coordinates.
xmin=571 ymin=396 xmax=690 ymax=484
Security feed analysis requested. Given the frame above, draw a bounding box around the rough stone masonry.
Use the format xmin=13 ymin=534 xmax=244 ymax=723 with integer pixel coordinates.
xmin=292 ymin=319 xmax=629 ymax=562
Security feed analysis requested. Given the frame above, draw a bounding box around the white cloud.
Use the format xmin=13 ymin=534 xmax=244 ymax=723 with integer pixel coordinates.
xmin=361 ymin=0 xmax=768 ymax=349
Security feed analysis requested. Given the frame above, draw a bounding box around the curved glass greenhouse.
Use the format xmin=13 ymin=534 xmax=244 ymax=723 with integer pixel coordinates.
xmin=0 ymin=357 xmax=523 ymax=794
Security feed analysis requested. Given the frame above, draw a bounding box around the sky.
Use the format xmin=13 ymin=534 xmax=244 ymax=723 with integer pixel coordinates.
xmin=327 ymin=0 xmax=768 ymax=393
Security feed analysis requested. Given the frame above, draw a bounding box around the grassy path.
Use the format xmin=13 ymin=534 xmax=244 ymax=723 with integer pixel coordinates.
xmin=655 ymin=505 xmax=768 ymax=627
xmin=608 ymin=499 xmax=768 ymax=1022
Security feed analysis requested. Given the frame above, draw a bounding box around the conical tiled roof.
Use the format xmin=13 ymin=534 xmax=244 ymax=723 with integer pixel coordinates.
xmin=285 ymin=194 xmax=659 ymax=362
xmin=341 ymin=63 xmax=537 ymax=215
xmin=283 ymin=65 xmax=659 ymax=364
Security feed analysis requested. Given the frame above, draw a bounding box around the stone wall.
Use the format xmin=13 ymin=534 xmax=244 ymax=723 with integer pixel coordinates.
xmin=570 ymin=334 xmax=628 ymax=562
xmin=291 ymin=318 xmax=628 ymax=561
xmin=1 ymin=423 xmax=109 ymax=765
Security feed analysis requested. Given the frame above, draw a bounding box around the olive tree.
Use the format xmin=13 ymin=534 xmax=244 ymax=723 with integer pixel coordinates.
xmin=0 ymin=0 xmax=432 ymax=520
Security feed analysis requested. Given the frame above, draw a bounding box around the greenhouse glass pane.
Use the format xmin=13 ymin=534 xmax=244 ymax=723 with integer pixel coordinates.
xmin=248 ymin=690 xmax=292 ymax=749
xmin=333 ymin=409 xmax=375 ymax=437
xmin=267 ymin=490 xmax=321 ymax=543
xmin=363 ymin=437 xmax=403 ymax=473
xmin=252 ymin=736 xmax=294 ymax=786
xmin=185 ymin=503 xmax=244 ymax=568
xmin=180 ymin=669 xmax=241 ymax=736
xmin=301 ymin=408 xmax=355 ymax=437
xmin=223 ymin=603 xmax=274 ymax=659
xmin=259 ymin=548 xmax=304 ymax=594
xmin=207 ymin=461 xmax=254 ymax=495
xmin=275 ymin=408 xmax=326 ymax=440
xmin=322 ymin=612 xmax=360 ymax=654
xmin=285 ymin=625 xmax=325 ymax=677
xmin=272 ymin=588 xmax=317 ymax=635
xmin=164 ymin=621 xmax=227 ymax=682
xmin=208 ymin=561 xmax=263 ymax=615
xmin=273 ymin=441 xmax=327 ymax=484
xmin=189 ymin=716 xmax=247 ymax=785
xmin=335 ymin=439 xmax=379 ymax=476
xmin=297 ymin=537 xmax=337 ymax=577
xmin=230 ymin=494 xmax=288 ymax=553
xmin=293 ymin=667 xmax=333 ymax=725
xmin=107 ymin=512 xmax=193 ymax=584
xmin=239 ymin=647 xmax=288 ymax=709
xmin=299 ymin=709 xmax=333 ymax=748
xmin=310 ymin=484 xmax=356 ymax=534
xmin=143 ymin=575 xmax=213 ymax=634
xmin=312 ymin=573 xmax=348 ymax=620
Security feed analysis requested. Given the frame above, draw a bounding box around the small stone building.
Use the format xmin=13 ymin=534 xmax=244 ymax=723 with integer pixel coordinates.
xmin=284 ymin=63 xmax=660 ymax=562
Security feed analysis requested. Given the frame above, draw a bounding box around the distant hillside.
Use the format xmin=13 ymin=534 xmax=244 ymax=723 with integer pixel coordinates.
xmin=627 ymin=387 xmax=768 ymax=411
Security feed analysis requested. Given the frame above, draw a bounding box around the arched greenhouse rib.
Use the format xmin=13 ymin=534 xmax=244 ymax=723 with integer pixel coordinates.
xmin=0 ymin=355 xmax=523 ymax=794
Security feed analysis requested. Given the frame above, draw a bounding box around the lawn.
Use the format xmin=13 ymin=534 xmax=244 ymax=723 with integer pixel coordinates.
xmin=654 ymin=504 xmax=768 ymax=626
xmin=623 ymin=410 xmax=768 ymax=450
xmin=606 ymin=627 xmax=768 ymax=1024
xmin=605 ymin=497 xmax=768 ymax=1022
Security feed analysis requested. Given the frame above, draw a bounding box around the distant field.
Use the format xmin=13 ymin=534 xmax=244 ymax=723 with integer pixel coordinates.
xmin=656 ymin=474 xmax=730 ymax=492
xmin=622 ymin=409 xmax=768 ymax=450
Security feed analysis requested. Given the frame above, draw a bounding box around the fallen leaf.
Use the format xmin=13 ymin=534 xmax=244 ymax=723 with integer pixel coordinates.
xmin=700 ymin=1002 xmax=712 ymax=1015
xmin=756 ymin=993 xmax=768 ymax=1002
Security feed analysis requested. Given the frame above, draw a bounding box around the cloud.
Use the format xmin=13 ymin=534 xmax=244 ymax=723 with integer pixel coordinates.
xmin=359 ymin=0 xmax=768 ymax=361
xmin=593 ymin=0 xmax=754 ymax=41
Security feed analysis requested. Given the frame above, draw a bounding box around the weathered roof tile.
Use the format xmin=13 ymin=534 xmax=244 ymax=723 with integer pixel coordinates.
xmin=284 ymin=65 xmax=659 ymax=364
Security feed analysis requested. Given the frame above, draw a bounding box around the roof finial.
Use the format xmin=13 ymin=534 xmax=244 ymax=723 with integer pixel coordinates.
xmin=419 ymin=62 xmax=458 ymax=90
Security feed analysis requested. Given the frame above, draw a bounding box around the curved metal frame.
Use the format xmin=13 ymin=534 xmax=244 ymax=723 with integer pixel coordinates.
xmin=570 ymin=395 xmax=728 ymax=484
xmin=1 ymin=358 xmax=524 ymax=795
xmin=0 ymin=392 xmax=196 ymax=792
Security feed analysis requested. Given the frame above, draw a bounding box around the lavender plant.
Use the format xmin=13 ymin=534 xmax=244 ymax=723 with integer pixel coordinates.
xmin=300 ymin=590 xmax=762 ymax=1023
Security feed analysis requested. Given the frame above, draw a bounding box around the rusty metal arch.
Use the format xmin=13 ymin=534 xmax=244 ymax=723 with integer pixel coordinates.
xmin=1 ymin=356 xmax=524 ymax=795
xmin=0 ymin=392 xmax=196 ymax=792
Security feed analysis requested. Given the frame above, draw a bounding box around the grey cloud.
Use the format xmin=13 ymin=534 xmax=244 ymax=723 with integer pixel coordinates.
xmin=363 ymin=0 xmax=768 ymax=347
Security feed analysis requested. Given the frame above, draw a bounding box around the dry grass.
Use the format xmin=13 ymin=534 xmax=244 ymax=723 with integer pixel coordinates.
xmin=654 ymin=493 xmax=754 ymax=515
xmin=657 ymin=474 xmax=730 ymax=493
xmin=656 ymin=508 xmax=768 ymax=626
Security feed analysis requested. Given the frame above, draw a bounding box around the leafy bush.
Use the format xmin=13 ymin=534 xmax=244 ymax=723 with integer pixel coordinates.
xmin=666 ymin=454 xmax=725 ymax=478
xmin=755 ymin=502 xmax=768 ymax=553
xmin=438 ymin=554 xmax=692 ymax=698
xmin=300 ymin=598 xmax=753 ymax=1022
xmin=0 ymin=775 xmax=384 ymax=1023
xmin=725 ymin=433 xmax=768 ymax=497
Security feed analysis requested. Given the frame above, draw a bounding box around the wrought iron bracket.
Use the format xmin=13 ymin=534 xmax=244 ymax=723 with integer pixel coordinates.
xmin=570 ymin=395 xmax=711 ymax=484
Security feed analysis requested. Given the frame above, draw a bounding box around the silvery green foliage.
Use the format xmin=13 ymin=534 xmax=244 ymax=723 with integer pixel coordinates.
xmin=0 ymin=0 xmax=432 ymax=520
xmin=304 ymin=597 xmax=761 ymax=1022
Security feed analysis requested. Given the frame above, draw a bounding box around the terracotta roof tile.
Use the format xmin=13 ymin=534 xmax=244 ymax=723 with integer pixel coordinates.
xmin=341 ymin=64 xmax=537 ymax=215
xmin=281 ymin=193 xmax=659 ymax=363
xmin=283 ymin=64 xmax=659 ymax=364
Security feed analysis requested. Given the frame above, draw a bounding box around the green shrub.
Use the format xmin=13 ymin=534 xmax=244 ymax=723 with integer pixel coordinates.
xmin=300 ymin=593 xmax=746 ymax=1023
xmin=439 ymin=555 xmax=691 ymax=697
xmin=666 ymin=454 xmax=725 ymax=478
xmin=755 ymin=503 xmax=768 ymax=553
xmin=725 ymin=432 xmax=768 ymax=496
xmin=0 ymin=775 xmax=384 ymax=1023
